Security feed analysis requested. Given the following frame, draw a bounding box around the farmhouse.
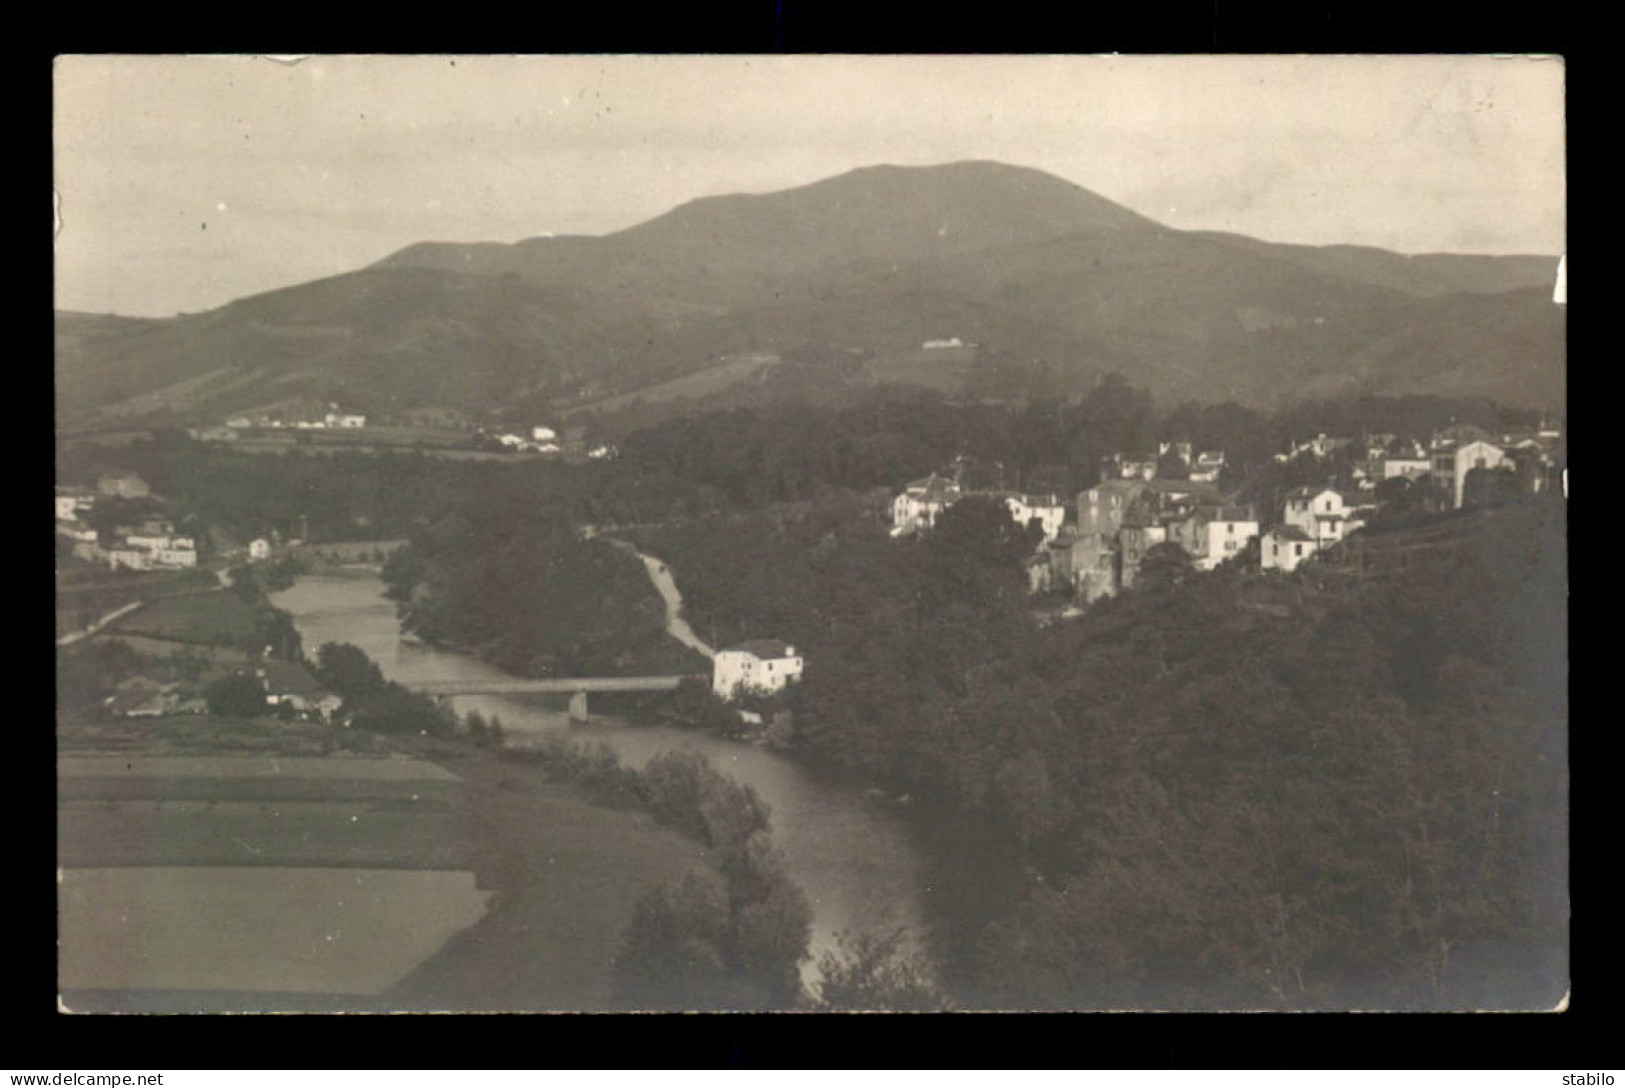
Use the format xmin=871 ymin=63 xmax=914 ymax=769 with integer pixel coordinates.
xmin=712 ymin=640 xmax=804 ymax=701
xmin=243 ymin=661 xmax=344 ymax=721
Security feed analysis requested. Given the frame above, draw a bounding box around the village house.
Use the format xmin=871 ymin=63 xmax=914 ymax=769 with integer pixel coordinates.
xmin=1067 ymin=530 xmax=1120 ymax=604
xmin=1116 ymin=517 xmax=1169 ymax=591
xmin=921 ymin=337 xmax=966 ymax=349
xmin=1158 ymin=440 xmax=1194 ymax=464
xmin=1100 ymin=452 xmax=1159 ymax=481
xmin=326 ymin=411 xmax=367 ymax=428
xmin=55 ymin=488 xmax=96 ymax=522
xmin=155 ymin=538 xmax=199 ymax=569
xmin=105 ymin=675 xmax=181 ymax=719
xmin=1077 ymin=479 xmax=1151 ymax=537
xmin=249 ymin=538 xmax=272 ymax=561
xmin=243 ymin=661 xmax=344 ymax=721
xmin=1141 ymin=478 xmax=1222 ymax=522
xmin=1382 ymin=455 xmax=1434 ymax=481
xmin=1430 ymin=435 xmax=1509 ymax=509
xmin=59 ymin=523 xmax=98 ymax=546
xmin=1188 ymin=451 xmax=1226 ymax=483
xmin=890 ymin=473 xmax=963 ymax=536
xmin=1004 ymin=493 xmax=1067 ymax=543
xmin=1171 ymin=504 xmax=1260 ymax=571
xmin=1260 ymin=525 xmax=1320 ymax=572
xmin=1282 ymin=486 xmax=1369 ymax=546
xmin=712 ymin=640 xmax=804 ymax=702
xmin=106 ymin=545 xmax=152 ymax=571
xmin=97 ymin=472 xmax=151 ymax=500
xmin=532 ymin=425 xmax=558 ymax=443
xmin=1277 ymin=434 xmax=1353 ymax=462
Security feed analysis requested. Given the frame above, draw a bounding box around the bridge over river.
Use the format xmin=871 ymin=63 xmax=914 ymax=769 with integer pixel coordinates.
xmin=408 ymin=675 xmax=704 ymax=720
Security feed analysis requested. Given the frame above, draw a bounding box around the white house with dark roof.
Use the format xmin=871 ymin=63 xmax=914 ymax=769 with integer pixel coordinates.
xmin=1283 ymin=486 xmax=1368 ymax=546
xmin=1172 ymin=504 xmax=1259 ymax=571
xmin=1261 ymin=525 xmax=1320 ymax=572
xmin=890 ymin=473 xmax=963 ymax=536
xmin=712 ymin=640 xmax=804 ymax=702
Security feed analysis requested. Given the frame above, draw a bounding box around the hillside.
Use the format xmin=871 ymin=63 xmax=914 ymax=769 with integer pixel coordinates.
xmin=56 ymin=161 xmax=1565 ymax=427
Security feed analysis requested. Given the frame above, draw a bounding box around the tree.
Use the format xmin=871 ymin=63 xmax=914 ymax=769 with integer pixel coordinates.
xmin=814 ymin=929 xmax=946 ymax=1011
xmin=611 ymin=866 xmax=733 ymax=1010
xmin=205 ymin=672 xmax=267 ymax=718
xmin=314 ymin=641 xmax=388 ymax=701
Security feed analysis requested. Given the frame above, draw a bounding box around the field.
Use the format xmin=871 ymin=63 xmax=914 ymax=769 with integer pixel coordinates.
xmin=107 ymin=587 xmax=261 ymax=646
xmin=59 ymin=868 xmax=491 ymax=999
xmin=57 ymin=715 xmax=699 ymax=1012
xmin=559 ymin=353 xmax=780 ymax=419
xmin=228 ymin=441 xmax=546 ymax=462
xmin=86 ymin=633 xmax=251 ymax=663
xmin=56 ymin=567 xmax=221 ymax=642
xmin=859 ymin=346 xmax=977 ymax=393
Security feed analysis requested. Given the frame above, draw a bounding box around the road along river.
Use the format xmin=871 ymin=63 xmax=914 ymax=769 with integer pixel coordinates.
xmin=270 ymin=570 xmax=934 ymax=985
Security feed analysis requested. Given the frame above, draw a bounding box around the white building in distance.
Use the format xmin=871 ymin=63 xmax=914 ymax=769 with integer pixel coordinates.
xmin=712 ymin=640 xmax=804 ymax=702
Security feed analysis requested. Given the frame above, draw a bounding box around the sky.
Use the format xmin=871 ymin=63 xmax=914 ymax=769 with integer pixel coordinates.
xmin=54 ymin=54 xmax=1566 ymax=318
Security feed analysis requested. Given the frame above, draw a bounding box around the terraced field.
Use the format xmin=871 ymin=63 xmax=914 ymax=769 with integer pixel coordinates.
xmin=56 ymin=715 xmax=697 ymax=1012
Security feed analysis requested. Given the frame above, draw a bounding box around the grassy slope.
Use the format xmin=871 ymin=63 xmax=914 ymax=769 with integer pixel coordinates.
xmin=56 ymin=717 xmax=703 ymax=1012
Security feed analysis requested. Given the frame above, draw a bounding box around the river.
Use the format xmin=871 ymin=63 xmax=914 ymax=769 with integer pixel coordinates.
xmin=270 ymin=570 xmax=933 ymax=981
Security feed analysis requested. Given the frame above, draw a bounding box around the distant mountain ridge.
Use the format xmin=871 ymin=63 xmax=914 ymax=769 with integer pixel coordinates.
xmin=55 ymin=160 xmax=1564 ymax=428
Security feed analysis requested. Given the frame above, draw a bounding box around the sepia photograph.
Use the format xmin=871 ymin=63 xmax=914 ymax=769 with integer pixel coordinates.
xmin=53 ymin=53 xmax=1567 ymax=1014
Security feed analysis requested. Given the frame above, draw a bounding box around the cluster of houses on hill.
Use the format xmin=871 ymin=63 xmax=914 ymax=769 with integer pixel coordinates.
xmin=890 ymin=422 xmax=1565 ymax=604
xmin=1103 ymin=442 xmax=1227 ymax=484
xmin=1050 ymin=477 xmax=1260 ymax=601
xmin=55 ymin=473 xmax=200 ymax=571
xmin=890 ymin=461 xmax=1069 ymax=543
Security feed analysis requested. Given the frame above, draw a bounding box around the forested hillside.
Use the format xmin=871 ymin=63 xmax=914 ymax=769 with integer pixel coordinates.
xmin=628 ymin=492 xmax=1566 ymax=1009
xmin=58 ymin=161 xmax=1564 ymax=430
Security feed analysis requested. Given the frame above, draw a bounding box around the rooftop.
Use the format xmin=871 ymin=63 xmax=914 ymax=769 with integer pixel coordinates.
xmin=727 ymin=639 xmax=798 ymax=660
xmin=247 ymin=661 xmax=335 ymax=699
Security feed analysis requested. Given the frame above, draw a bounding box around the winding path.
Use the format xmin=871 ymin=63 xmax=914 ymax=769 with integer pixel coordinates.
xmin=584 ymin=528 xmax=716 ymax=660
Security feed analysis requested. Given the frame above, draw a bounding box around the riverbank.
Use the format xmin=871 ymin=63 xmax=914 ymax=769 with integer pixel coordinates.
xmin=382 ymin=736 xmax=707 ymax=1011
xmin=270 ymin=569 xmax=934 ymax=991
